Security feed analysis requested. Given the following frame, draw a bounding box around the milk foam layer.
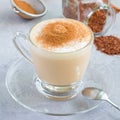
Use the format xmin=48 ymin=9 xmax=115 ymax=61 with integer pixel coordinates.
xmin=30 ymin=19 xmax=92 ymax=52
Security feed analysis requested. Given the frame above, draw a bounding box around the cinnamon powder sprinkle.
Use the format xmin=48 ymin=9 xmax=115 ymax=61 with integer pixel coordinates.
xmin=36 ymin=21 xmax=89 ymax=48
xmin=94 ymin=36 xmax=120 ymax=55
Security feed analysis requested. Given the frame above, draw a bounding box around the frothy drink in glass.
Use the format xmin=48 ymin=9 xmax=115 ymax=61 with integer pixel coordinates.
xmin=29 ymin=18 xmax=94 ymax=99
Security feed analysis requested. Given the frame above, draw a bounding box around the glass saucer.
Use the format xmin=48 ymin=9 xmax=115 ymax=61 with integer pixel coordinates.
xmin=6 ymin=58 xmax=114 ymax=116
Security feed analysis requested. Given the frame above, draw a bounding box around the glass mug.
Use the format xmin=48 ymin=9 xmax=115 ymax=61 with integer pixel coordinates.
xmin=62 ymin=0 xmax=115 ymax=36
xmin=13 ymin=18 xmax=94 ymax=100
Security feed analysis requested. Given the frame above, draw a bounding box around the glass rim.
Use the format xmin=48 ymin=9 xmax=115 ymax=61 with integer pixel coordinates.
xmin=29 ymin=18 xmax=94 ymax=55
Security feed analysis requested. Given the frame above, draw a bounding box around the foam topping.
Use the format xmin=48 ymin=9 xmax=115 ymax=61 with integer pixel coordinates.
xmin=30 ymin=19 xmax=92 ymax=52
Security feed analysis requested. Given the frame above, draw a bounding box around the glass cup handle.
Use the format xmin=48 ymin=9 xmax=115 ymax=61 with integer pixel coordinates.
xmin=13 ymin=32 xmax=32 ymax=63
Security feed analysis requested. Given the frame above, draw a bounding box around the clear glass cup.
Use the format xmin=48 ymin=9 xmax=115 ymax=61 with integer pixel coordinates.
xmin=62 ymin=0 xmax=115 ymax=36
xmin=13 ymin=18 xmax=94 ymax=100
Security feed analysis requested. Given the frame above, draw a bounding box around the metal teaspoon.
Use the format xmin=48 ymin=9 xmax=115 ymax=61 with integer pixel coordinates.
xmin=82 ymin=87 xmax=120 ymax=111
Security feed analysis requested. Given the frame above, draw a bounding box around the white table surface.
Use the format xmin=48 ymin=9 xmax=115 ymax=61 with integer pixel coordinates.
xmin=0 ymin=0 xmax=120 ymax=119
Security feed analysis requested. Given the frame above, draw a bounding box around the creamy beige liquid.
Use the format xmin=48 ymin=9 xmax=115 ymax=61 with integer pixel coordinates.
xmin=30 ymin=18 xmax=93 ymax=85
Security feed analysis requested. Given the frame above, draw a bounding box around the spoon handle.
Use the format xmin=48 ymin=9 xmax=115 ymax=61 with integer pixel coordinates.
xmin=107 ymin=99 xmax=120 ymax=111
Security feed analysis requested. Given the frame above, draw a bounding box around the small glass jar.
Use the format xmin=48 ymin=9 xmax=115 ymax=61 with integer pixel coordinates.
xmin=62 ymin=0 xmax=110 ymax=21
xmin=62 ymin=0 xmax=115 ymax=35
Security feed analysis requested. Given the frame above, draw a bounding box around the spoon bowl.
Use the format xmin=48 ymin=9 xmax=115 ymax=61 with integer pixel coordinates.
xmin=82 ymin=87 xmax=120 ymax=111
xmin=82 ymin=87 xmax=109 ymax=100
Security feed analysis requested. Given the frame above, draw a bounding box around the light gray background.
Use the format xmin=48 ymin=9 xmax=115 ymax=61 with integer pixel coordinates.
xmin=0 ymin=0 xmax=120 ymax=119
